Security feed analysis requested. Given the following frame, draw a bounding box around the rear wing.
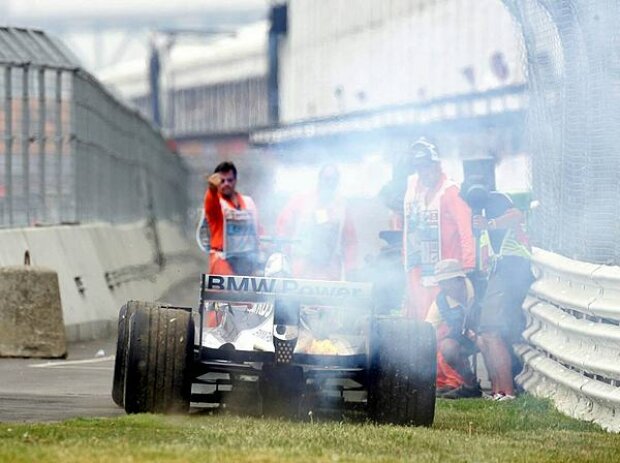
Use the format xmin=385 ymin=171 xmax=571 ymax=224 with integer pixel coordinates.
xmin=201 ymin=274 xmax=373 ymax=310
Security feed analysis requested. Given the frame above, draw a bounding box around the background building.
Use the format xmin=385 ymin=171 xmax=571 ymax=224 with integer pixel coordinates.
xmin=278 ymin=0 xmax=524 ymax=123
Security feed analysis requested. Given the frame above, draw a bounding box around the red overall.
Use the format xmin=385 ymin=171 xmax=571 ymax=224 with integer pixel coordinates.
xmin=203 ymin=188 xmax=259 ymax=326
xmin=403 ymin=174 xmax=475 ymax=320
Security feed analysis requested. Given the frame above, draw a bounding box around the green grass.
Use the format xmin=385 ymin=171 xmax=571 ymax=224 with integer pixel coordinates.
xmin=0 ymin=396 xmax=617 ymax=463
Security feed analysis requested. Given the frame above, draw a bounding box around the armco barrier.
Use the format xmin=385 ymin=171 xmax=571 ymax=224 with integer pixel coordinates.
xmin=0 ymin=221 xmax=205 ymax=342
xmin=517 ymin=248 xmax=620 ymax=432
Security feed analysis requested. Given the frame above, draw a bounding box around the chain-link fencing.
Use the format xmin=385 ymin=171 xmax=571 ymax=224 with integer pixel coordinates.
xmin=503 ymin=0 xmax=620 ymax=264
xmin=0 ymin=27 xmax=189 ymax=228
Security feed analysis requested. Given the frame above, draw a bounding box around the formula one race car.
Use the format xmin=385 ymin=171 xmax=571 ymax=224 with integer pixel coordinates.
xmin=112 ymin=268 xmax=437 ymax=426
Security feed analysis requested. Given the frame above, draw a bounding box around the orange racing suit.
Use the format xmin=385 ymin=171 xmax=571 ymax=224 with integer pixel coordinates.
xmin=403 ymin=173 xmax=475 ymax=320
xmin=203 ymin=188 xmax=259 ymax=276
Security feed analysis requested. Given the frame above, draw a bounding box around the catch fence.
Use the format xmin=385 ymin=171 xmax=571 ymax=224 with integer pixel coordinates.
xmin=0 ymin=27 xmax=189 ymax=228
xmin=503 ymin=0 xmax=620 ymax=432
xmin=504 ymin=0 xmax=620 ymax=264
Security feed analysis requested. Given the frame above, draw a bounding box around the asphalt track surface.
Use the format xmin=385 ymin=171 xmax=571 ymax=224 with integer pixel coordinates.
xmin=0 ymin=276 xmax=200 ymax=423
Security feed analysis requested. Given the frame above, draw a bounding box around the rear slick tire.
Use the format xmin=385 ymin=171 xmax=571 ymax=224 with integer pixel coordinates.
xmin=368 ymin=318 xmax=437 ymax=426
xmin=112 ymin=301 xmax=165 ymax=407
xmin=112 ymin=301 xmax=144 ymax=406
xmin=124 ymin=306 xmax=194 ymax=414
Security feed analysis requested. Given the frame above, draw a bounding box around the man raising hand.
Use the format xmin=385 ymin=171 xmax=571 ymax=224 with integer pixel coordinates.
xmin=203 ymin=162 xmax=260 ymax=276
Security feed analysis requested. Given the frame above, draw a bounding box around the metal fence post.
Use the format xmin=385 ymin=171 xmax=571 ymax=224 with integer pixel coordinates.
xmin=54 ymin=70 xmax=62 ymax=224
xmin=38 ymin=67 xmax=46 ymax=223
xmin=21 ymin=65 xmax=31 ymax=226
xmin=3 ymin=66 xmax=13 ymax=226
xmin=70 ymin=71 xmax=78 ymax=223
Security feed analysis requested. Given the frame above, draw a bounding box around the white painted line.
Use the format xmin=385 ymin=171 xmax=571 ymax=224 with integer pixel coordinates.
xmin=29 ymin=355 xmax=115 ymax=368
xmin=37 ymin=366 xmax=114 ymax=371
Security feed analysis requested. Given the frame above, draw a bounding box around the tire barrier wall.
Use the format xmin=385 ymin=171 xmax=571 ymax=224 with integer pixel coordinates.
xmin=0 ymin=221 xmax=205 ymax=343
xmin=517 ymin=248 xmax=620 ymax=432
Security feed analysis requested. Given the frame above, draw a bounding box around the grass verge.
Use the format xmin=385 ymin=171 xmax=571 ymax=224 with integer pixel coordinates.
xmin=0 ymin=395 xmax=617 ymax=463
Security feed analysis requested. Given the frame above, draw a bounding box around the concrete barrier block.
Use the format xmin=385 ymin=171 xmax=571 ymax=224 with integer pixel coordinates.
xmin=0 ymin=266 xmax=67 ymax=358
